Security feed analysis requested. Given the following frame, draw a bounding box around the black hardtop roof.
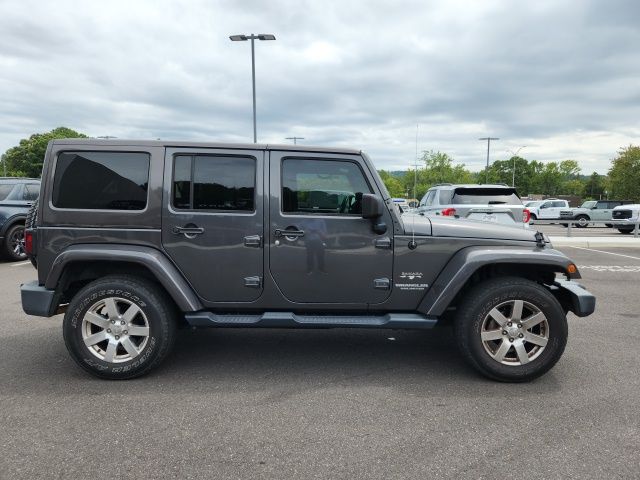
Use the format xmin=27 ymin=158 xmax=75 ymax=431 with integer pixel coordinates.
xmin=51 ymin=139 xmax=362 ymax=155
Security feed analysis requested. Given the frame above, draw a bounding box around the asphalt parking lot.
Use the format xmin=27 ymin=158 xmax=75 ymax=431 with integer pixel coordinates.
xmin=1 ymin=247 xmax=639 ymax=479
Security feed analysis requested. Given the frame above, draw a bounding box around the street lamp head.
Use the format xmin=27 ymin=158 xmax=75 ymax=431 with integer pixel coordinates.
xmin=229 ymin=34 xmax=248 ymax=41
xmin=257 ymin=34 xmax=276 ymax=41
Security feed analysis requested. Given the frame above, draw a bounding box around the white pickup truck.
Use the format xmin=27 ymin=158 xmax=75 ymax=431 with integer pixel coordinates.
xmin=526 ymin=199 xmax=570 ymax=221
xmin=612 ymin=204 xmax=640 ymax=234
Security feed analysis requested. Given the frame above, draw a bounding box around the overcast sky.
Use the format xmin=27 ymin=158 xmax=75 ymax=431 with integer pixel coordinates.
xmin=1 ymin=0 xmax=638 ymax=173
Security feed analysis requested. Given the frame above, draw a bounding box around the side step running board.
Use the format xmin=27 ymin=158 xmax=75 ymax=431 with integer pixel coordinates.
xmin=184 ymin=312 xmax=438 ymax=329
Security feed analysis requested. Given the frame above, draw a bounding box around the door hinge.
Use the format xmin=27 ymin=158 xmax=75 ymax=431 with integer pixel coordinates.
xmin=374 ymin=278 xmax=391 ymax=290
xmin=244 ymin=276 xmax=262 ymax=288
xmin=244 ymin=235 xmax=262 ymax=247
xmin=374 ymin=237 xmax=392 ymax=249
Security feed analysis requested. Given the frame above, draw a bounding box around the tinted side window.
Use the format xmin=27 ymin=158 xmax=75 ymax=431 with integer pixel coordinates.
xmin=595 ymin=202 xmax=608 ymax=209
xmin=53 ymin=151 xmax=149 ymax=210
xmin=282 ymin=159 xmax=372 ymax=215
xmin=172 ymin=155 xmax=255 ymax=211
xmin=423 ymin=190 xmax=436 ymax=206
xmin=439 ymin=190 xmax=453 ymax=205
xmin=552 ymin=201 xmax=565 ymax=208
xmin=23 ymin=184 xmax=40 ymax=201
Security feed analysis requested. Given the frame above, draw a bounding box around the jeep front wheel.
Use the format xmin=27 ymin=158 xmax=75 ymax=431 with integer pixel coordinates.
xmin=455 ymin=277 xmax=567 ymax=382
xmin=63 ymin=276 xmax=176 ymax=379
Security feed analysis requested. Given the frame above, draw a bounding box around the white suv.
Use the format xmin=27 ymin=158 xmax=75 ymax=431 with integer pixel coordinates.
xmin=417 ymin=184 xmax=528 ymax=226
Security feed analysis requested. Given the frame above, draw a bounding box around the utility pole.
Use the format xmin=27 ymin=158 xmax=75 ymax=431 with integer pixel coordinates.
xmin=285 ymin=137 xmax=304 ymax=145
xmin=479 ymin=137 xmax=499 ymax=183
xmin=506 ymin=146 xmax=527 ymax=187
xmin=230 ymin=33 xmax=276 ymax=143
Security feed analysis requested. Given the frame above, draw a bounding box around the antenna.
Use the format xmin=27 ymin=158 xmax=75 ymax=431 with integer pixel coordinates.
xmin=409 ymin=124 xmax=419 ymax=250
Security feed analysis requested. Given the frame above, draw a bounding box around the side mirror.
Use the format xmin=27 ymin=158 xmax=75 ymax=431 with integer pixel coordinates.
xmin=361 ymin=194 xmax=383 ymax=219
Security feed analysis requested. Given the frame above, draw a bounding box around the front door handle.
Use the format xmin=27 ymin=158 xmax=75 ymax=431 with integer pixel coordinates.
xmin=274 ymin=229 xmax=305 ymax=239
xmin=172 ymin=226 xmax=205 ymax=238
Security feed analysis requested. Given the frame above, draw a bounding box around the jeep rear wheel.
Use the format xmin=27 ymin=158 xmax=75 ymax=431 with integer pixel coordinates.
xmin=455 ymin=277 xmax=567 ymax=382
xmin=63 ymin=276 xmax=176 ymax=379
xmin=3 ymin=224 xmax=27 ymax=261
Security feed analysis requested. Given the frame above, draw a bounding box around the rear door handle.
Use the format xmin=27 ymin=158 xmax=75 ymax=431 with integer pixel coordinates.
xmin=172 ymin=226 xmax=205 ymax=237
xmin=274 ymin=229 xmax=305 ymax=238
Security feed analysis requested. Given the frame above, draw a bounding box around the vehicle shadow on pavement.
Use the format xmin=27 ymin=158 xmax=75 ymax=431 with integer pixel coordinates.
xmin=0 ymin=323 xmax=563 ymax=397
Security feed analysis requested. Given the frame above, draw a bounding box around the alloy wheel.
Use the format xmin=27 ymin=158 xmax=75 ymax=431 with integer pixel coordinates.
xmin=480 ymin=300 xmax=549 ymax=366
xmin=81 ymin=297 xmax=150 ymax=363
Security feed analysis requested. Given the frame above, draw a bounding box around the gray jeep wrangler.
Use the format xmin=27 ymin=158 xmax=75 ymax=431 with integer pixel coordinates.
xmin=21 ymin=139 xmax=595 ymax=381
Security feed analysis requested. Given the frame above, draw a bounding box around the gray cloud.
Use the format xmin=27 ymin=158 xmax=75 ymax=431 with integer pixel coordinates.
xmin=1 ymin=0 xmax=638 ymax=173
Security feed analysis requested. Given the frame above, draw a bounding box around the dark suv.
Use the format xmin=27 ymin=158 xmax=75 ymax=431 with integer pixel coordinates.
xmin=0 ymin=178 xmax=40 ymax=261
xmin=21 ymin=139 xmax=595 ymax=382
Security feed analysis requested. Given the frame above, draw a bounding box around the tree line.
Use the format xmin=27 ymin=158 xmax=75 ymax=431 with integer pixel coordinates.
xmin=1 ymin=127 xmax=639 ymax=202
xmin=379 ymin=147 xmax=640 ymax=203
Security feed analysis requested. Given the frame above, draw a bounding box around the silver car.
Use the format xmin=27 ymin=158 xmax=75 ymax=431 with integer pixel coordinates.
xmin=417 ymin=184 xmax=528 ymax=227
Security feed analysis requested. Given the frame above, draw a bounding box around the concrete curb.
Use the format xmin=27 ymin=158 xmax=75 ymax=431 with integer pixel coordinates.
xmin=549 ymin=236 xmax=640 ymax=248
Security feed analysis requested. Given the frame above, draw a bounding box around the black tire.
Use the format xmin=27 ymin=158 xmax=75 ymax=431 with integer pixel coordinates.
xmin=618 ymin=228 xmax=633 ymax=234
xmin=529 ymin=213 xmax=537 ymax=221
xmin=3 ymin=223 xmax=26 ymax=261
xmin=63 ymin=275 xmax=177 ymax=379
xmin=605 ymin=224 xmax=613 ymax=228
xmin=575 ymin=215 xmax=590 ymax=228
xmin=454 ymin=277 xmax=568 ymax=382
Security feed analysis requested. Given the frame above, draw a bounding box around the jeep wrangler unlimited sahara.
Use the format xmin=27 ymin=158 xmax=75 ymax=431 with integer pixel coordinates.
xmin=21 ymin=139 xmax=595 ymax=382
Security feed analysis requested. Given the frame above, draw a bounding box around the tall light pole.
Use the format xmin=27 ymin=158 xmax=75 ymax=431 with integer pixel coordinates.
xmin=506 ymin=146 xmax=527 ymax=187
xmin=286 ymin=136 xmax=304 ymax=145
xmin=229 ymin=33 xmax=276 ymax=143
xmin=479 ymin=137 xmax=499 ymax=183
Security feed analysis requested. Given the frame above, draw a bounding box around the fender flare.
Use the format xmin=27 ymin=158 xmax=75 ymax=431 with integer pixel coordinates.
xmin=419 ymin=246 xmax=578 ymax=316
xmin=45 ymin=244 xmax=203 ymax=311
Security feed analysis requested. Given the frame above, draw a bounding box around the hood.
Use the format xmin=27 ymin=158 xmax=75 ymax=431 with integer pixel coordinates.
xmin=402 ymin=214 xmax=538 ymax=242
xmin=613 ymin=204 xmax=640 ymax=211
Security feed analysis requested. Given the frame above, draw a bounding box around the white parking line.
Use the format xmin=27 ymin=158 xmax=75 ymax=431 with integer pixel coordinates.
xmin=566 ymin=246 xmax=640 ymax=261
xmin=10 ymin=261 xmax=31 ymax=267
xmin=579 ymin=265 xmax=640 ymax=272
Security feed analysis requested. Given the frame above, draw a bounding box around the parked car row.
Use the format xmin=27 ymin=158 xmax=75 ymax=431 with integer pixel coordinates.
xmin=0 ymin=178 xmax=40 ymax=261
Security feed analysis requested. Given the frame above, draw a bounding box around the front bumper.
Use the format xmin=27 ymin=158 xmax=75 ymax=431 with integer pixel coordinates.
xmin=553 ymin=279 xmax=596 ymax=317
xmin=21 ymin=280 xmax=57 ymax=317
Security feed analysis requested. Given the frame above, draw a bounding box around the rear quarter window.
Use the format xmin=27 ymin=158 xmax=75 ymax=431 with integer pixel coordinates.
xmin=52 ymin=151 xmax=150 ymax=210
xmin=0 ymin=184 xmax=16 ymax=200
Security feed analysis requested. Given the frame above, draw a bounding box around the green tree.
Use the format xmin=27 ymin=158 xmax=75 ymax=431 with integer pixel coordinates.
xmin=583 ymin=172 xmax=605 ymax=199
xmin=378 ymin=170 xmax=406 ymax=198
xmin=608 ymin=145 xmax=640 ymax=201
xmin=1 ymin=127 xmax=87 ymax=177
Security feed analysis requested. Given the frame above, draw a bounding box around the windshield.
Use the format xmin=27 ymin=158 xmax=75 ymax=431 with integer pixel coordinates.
xmin=0 ymin=184 xmax=16 ymax=201
xmin=580 ymin=201 xmax=597 ymax=208
xmin=451 ymin=187 xmax=522 ymax=205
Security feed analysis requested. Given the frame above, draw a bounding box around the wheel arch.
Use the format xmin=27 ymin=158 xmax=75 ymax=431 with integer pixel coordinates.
xmin=419 ymin=246 xmax=580 ymax=317
xmin=46 ymin=244 xmax=203 ymax=312
xmin=0 ymin=214 xmax=27 ymax=237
